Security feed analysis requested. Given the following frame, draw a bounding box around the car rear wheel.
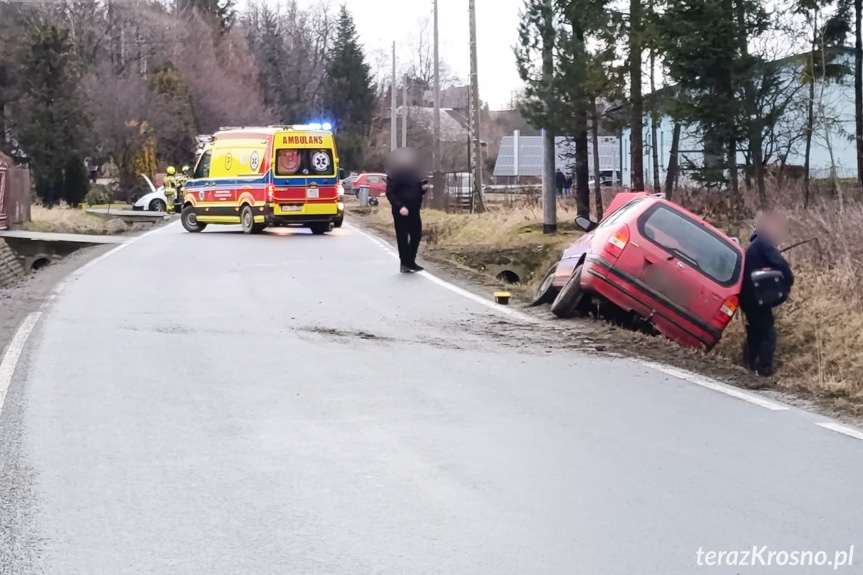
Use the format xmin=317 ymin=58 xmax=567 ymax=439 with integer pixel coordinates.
xmin=181 ymin=206 xmax=207 ymax=233
xmin=551 ymin=264 xmax=588 ymax=318
xmin=149 ymin=198 xmax=167 ymax=212
xmin=531 ymin=263 xmax=559 ymax=306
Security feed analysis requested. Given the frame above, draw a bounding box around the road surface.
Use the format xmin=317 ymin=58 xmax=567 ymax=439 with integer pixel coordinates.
xmin=2 ymin=221 xmax=862 ymax=574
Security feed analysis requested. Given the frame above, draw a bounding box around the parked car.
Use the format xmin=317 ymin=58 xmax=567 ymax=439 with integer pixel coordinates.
xmin=340 ymin=173 xmax=359 ymax=195
xmin=350 ymin=173 xmax=388 ymax=197
xmin=132 ymin=174 xmax=171 ymax=212
xmin=533 ymin=192 xmax=744 ymax=350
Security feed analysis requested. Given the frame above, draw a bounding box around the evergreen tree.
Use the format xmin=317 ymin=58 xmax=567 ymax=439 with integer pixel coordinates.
xmin=658 ymin=0 xmax=768 ymax=210
xmin=12 ymin=25 xmax=89 ymax=206
xmin=323 ymin=6 xmax=376 ymax=170
xmin=149 ymin=61 xmax=197 ymax=164
xmin=516 ymin=0 xmax=615 ymax=217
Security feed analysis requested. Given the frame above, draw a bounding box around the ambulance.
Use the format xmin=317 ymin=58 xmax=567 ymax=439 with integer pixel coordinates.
xmin=181 ymin=125 xmax=346 ymax=234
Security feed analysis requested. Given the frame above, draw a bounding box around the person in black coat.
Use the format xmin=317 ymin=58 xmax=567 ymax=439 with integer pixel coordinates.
xmin=385 ymin=148 xmax=428 ymax=273
xmin=555 ymin=169 xmax=566 ymax=196
xmin=740 ymin=212 xmax=794 ymax=377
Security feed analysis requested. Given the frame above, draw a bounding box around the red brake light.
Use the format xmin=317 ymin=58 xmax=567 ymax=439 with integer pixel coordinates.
xmin=266 ymin=183 xmax=275 ymax=202
xmin=714 ymin=295 xmax=738 ymax=325
xmin=604 ymin=224 xmax=630 ymax=260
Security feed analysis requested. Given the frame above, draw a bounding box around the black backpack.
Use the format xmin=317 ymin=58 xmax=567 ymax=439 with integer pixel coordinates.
xmin=750 ymin=268 xmax=789 ymax=308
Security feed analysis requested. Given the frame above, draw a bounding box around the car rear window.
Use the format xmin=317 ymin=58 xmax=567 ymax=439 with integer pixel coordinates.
xmin=638 ymin=204 xmax=741 ymax=286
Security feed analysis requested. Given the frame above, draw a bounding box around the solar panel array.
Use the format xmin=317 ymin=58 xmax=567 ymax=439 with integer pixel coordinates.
xmin=493 ymin=135 xmax=620 ymax=177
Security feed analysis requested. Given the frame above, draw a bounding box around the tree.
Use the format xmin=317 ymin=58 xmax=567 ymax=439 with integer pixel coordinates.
xmin=516 ymin=0 xmax=613 ymax=218
xmin=659 ymin=0 xmax=768 ymax=212
xmin=796 ymin=0 xmax=850 ymax=206
xmin=177 ymin=0 xmax=235 ymax=32
xmin=148 ymin=61 xmax=196 ymax=164
xmin=323 ymin=6 xmax=376 ymax=170
xmin=12 ymin=24 xmax=89 ymax=205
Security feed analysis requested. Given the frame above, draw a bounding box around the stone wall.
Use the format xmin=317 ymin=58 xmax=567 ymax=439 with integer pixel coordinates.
xmin=0 ymin=239 xmax=25 ymax=288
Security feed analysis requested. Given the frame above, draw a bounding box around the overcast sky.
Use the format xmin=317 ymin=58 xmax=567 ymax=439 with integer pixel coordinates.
xmin=347 ymin=0 xmax=525 ymax=110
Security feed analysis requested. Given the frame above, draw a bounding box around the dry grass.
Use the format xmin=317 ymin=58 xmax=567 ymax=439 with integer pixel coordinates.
xmin=359 ymin=196 xmax=583 ymax=289
xmin=713 ymin=201 xmax=863 ymax=399
xmin=25 ymin=205 xmax=130 ymax=235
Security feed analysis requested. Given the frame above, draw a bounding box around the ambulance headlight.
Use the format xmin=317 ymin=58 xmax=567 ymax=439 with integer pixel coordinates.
xmin=338 ymin=202 xmax=345 ymax=211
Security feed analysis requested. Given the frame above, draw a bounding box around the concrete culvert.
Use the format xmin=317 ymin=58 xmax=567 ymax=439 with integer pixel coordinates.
xmin=30 ymin=257 xmax=52 ymax=272
xmin=496 ymin=270 xmax=520 ymax=284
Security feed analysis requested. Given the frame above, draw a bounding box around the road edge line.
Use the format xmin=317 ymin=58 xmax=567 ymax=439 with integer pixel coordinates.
xmin=639 ymin=360 xmax=790 ymax=411
xmin=345 ymin=222 xmax=537 ymax=323
xmin=0 ymin=312 xmax=42 ymax=414
xmin=815 ymin=422 xmax=863 ymax=440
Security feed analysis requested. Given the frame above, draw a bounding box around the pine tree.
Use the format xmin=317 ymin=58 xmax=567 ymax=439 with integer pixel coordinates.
xmin=516 ymin=0 xmax=615 ymax=218
xmin=323 ymin=6 xmax=376 ymax=170
xmin=13 ymin=25 xmax=89 ymax=206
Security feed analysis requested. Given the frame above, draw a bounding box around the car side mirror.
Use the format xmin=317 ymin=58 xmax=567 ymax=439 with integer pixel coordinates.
xmin=338 ymin=168 xmax=346 ymax=180
xmin=575 ymin=215 xmax=597 ymax=232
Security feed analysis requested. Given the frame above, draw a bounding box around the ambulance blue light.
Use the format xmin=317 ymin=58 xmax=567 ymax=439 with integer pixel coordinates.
xmin=322 ymin=122 xmax=333 ymax=131
xmin=308 ymin=122 xmax=322 ymax=130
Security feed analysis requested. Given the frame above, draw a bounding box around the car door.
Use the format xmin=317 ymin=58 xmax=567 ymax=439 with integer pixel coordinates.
xmin=366 ymin=175 xmax=381 ymax=196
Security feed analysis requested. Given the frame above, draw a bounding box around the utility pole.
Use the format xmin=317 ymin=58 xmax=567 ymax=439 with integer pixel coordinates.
xmin=391 ymin=41 xmax=397 ymax=152
xmin=541 ymin=0 xmax=556 ymax=233
xmin=402 ymin=85 xmax=408 ymax=147
xmin=468 ymin=0 xmax=486 ymax=212
xmin=432 ymin=0 xmax=444 ymax=208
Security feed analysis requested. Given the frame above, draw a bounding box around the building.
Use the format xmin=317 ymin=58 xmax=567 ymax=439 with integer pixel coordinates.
xmin=493 ymin=133 xmax=621 ymax=183
xmin=621 ymin=48 xmax=860 ymax=188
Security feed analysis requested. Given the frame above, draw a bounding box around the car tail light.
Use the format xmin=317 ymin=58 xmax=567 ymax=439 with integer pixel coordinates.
xmin=604 ymin=224 xmax=630 ymax=260
xmin=714 ymin=295 xmax=738 ymax=325
xmin=266 ymin=183 xmax=275 ymax=202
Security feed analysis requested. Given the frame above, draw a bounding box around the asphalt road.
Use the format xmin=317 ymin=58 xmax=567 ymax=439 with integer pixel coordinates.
xmin=2 ymin=221 xmax=863 ymax=575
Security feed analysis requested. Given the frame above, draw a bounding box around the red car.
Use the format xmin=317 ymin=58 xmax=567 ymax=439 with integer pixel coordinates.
xmin=351 ymin=173 xmax=388 ymax=197
xmin=534 ymin=192 xmax=744 ymax=350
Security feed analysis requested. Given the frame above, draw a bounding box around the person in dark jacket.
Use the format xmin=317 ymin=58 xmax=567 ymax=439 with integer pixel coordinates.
xmin=385 ymin=148 xmax=428 ymax=273
xmin=564 ymin=173 xmax=573 ymax=197
xmin=555 ymin=169 xmax=566 ymax=196
xmin=740 ymin=212 xmax=794 ymax=377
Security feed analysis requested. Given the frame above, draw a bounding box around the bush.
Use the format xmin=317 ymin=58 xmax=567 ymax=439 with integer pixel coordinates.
xmin=85 ymin=184 xmax=114 ymax=206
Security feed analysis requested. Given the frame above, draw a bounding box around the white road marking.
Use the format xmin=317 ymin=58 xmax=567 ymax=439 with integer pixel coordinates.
xmin=345 ymin=222 xmax=537 ymax=322
xmin=0 ymin=312 xmax=42 ymax=413
xmin=816 ymin=422 xmax=863 ymax=441
xmin=639 ymin=360 xmax=790 ymax=411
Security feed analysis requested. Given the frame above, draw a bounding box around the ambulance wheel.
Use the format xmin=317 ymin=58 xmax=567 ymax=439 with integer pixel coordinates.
xmin=150 ymin=198 xmax=167 ymax=212
xmin=181 ymin=206 xmax=206 ymax=233
xmin=551 ymin=264 xmax=587 ymax=318
xmin=241 ymin=205 xmax=265 ymax=234
xmin=334 ymin=215 xmax=344 ymax=228
xmin=310 ymin=222 xmax=331 ymax=235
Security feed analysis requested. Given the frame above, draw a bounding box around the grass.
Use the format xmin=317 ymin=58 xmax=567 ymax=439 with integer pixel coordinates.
xmin=25 ymin=204 xmax=131 ymax=235
xmin=358 ymin=197 xmax=583 ymax=291
xmin=712 ymin=202 xmax=863 ymax=399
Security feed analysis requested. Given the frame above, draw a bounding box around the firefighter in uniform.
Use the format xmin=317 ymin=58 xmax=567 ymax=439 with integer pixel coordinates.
xmin=163 ymin=166 xmax=179 ymax=212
